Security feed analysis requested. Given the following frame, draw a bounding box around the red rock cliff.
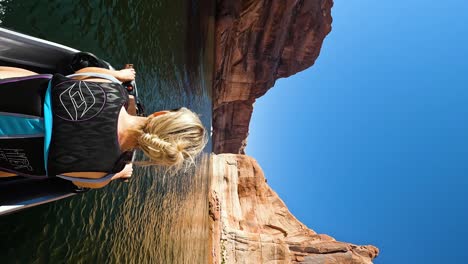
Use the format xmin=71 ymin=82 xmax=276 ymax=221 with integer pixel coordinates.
xmin=209 ymin=154 xmax=379 ymax=264
xmin=210 ymin=1 xmax=379 ymax=263
xmin=213 ymin=0 xmax=333 ymax=154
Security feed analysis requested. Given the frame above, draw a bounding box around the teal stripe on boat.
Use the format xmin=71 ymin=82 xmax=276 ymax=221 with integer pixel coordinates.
xmin=0 ymin=113 xmax=44 ymax=138
xmin=44 ymin=80 xmax=53 ymax=176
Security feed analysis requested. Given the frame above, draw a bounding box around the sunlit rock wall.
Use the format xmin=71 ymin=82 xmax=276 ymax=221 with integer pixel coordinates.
xmin=209 ymin=154 xmax=379 ymax=264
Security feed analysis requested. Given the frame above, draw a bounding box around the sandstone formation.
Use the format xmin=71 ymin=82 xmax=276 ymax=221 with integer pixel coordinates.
xmin=213 ymin=0 xmax=334 ymax=154
xmin=210 ymin=1 xmax=379 ymax=263
xmin=209 ymin=154 xmax=379 ymax=264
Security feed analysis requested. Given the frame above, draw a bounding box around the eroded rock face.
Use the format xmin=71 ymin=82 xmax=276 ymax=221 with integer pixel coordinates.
xmin=213 ymin=0 xmax=334 ymax=154
xmin=210 ymin=1 xmax=379 ymax=263
xmin=209 ymin=154 xmax=379 ymax=264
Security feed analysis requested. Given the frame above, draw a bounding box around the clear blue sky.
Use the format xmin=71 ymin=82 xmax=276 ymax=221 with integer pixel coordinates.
xmin=246 ymin=1 xmax=468 ymax=263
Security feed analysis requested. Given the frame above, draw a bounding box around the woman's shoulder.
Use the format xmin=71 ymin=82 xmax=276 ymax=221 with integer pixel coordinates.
xmin=53 ymin=73 xmax=114 ymax=83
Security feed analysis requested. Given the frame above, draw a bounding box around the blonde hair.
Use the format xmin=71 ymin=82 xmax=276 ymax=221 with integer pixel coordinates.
xmin=132 ymin=107 xmax=207 ymax=169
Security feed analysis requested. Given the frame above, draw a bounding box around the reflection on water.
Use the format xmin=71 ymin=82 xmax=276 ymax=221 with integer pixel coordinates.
xmin=110 ymin=154 xmax=211 ymax=263
xmin=0 ymin=0 xmax=213 ymax=263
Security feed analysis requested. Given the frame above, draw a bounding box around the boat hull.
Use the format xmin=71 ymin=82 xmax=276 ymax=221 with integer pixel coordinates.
xmin=0 ymin=27 xmax=84 ymax=216
xmin=0 ymin=27 xmax=78 ymax=73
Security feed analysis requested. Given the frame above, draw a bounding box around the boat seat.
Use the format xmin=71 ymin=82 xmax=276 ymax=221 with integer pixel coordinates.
xmin=0 ymin=75 xmax=52 ymax=176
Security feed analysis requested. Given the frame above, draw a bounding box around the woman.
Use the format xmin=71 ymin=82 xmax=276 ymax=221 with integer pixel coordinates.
xmin=0 ymin=66 xmax=207 ymax=188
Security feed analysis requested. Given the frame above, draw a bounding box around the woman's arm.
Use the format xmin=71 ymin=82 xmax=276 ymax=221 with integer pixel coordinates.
xmin=64 ymin=163 xmax=133 ymax=189
xmin=75 ymin=67 xmax=136 ymax=82
xmin=0 ymin=165 xmax=132 ymax=188
xmin=0 ymin=171 xmax=16 ymax=177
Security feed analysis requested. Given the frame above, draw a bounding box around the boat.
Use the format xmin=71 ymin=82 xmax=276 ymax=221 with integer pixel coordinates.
xmin=0 ymin=27 xmax=144 ymax=216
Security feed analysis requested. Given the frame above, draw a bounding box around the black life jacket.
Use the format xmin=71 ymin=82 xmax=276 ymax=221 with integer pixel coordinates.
xmin=47 ymin=74 xmax=130 ymax=176
xmin=0 ymin=73 xmax=132 ymax=180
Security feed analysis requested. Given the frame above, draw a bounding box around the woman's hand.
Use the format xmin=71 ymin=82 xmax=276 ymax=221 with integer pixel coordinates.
xmin=116 ymin=68 xmax=136 ymax=82
xmin=112 ymin=163 xmax=133 ymax=182
xmin=120 ymin=163 xmax=133 ymax=179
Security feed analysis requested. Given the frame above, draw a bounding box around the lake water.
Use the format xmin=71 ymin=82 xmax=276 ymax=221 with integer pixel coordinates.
xmin=0 ymin=0 xmax=213 ymax=263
